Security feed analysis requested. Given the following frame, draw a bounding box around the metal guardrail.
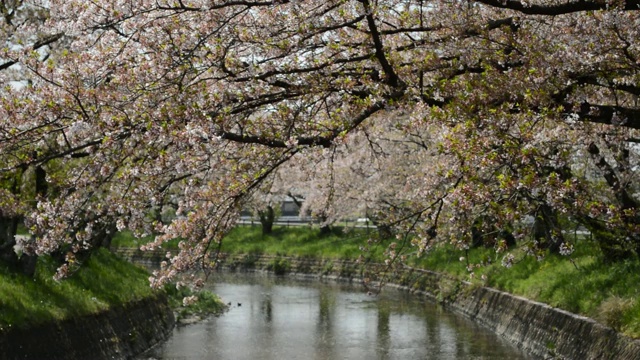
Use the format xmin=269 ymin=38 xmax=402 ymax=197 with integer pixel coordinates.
xmin=237 ymin=216 xmax=376 ymax=229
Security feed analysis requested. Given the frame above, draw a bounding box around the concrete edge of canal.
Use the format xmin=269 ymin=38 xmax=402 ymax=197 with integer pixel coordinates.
xmin=0 ymin=292 xmax=175 ymax=360
xmin=114 ymin=248 xmax=640 ymax=360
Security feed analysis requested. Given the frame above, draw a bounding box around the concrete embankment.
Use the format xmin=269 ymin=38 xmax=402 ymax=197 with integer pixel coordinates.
xmin=114 ymin=248 xmax=640 ymax=360
xmin=0 ymin=293 xmax=175 ymax=360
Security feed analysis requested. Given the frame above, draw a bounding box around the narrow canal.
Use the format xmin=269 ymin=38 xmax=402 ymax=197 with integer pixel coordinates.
xmin=143 ymin=274 xmax=532 ymax=359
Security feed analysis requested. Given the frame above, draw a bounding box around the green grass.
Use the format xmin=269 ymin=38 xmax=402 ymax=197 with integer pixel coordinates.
xmin=487 ymin=253 xmax=640 ymax=337
xmin=415 ymin=240 xmax=640 ymax=338
xmin=111 ymin=230 xmax=159 ymax=248
xmin=220 ymin=225 xmax=384 ymax=259
xmin=111 ymin=225 xmax=379 ymax=259
xmin=0 ymin=248 xmax=155 ymax=330
xmin=112 ymin=225 xmax=384 ymax=259
xmin=0 ymin=246 xmax=227 ymax=331
xmin=395 ymin=238 xmax=640 ymax=337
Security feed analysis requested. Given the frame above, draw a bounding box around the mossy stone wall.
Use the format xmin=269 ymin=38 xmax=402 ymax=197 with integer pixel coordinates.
xmin=0 ymin=293 xmax=174 ymax=360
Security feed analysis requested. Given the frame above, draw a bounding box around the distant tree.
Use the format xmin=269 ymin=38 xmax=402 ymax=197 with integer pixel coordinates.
xmin=257 ymin=205 xmax=276 ymax=235
xmin=245 ymin=195 xmax=279 ymax=235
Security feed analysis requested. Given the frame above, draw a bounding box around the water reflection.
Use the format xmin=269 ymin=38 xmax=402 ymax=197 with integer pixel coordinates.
xmin=143 ymin=274 xmax=531 ymax=360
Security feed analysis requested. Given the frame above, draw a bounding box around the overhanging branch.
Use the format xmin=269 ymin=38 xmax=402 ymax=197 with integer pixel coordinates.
xmin=474 ymin=0 xmax=640 ymax=15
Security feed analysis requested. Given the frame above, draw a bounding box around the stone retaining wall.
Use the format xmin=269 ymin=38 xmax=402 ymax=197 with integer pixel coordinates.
xmin=113 ymin=248 xmax=640 ymax=360
xmin=0 ymin=293 xmax=175 ymax=360
xmin=449 ymin=286 xmax=640 ymax=359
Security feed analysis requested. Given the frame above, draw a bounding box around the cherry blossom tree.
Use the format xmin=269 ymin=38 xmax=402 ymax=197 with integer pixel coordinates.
xmin=0 ymin=0 xmax=638 ymax=283
xmin=268 ymin=110 xmax=449 ymax=238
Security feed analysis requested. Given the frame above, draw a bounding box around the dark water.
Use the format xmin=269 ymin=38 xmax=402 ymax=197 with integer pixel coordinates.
xmin=143 ymin=274 xmax=531 ymax=360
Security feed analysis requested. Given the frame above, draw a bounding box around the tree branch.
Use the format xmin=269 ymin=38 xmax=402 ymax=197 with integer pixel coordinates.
xmin=474 ymin=0 xmax=640 ymax=15
xmin=217 ymin=100 xmax=387 ymax=148
xmin=361 ymin=0 xmax=404 ymax=88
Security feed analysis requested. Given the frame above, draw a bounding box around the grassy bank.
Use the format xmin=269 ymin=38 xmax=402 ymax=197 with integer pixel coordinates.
xmin=0 ymin=248 xmax=154 ymax=330
xmin=413 ymin=239 xmax=640 ymax=338
xmin=221 ymin=226 xmax=378 ymax=258
xmin=0 ymin=248 xmax=225 ymax=331
xmin=112 ymin=226 xmax=376 ymax=258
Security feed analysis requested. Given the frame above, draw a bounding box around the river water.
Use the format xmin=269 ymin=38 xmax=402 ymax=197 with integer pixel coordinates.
xmin=143 ymin=274 xmax=531 ymax=360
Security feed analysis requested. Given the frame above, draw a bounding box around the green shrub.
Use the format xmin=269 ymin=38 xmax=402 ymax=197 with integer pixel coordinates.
xmin=321 ymin=261 xmax=334 ymax=275
xmin=241 ymin=253 xmax=259 ymax=268
xmin=267 ymin=258 xmax=290 ymax=275
xmin=596 ymin=296 xmax=634 ymax=332
xmin=164 ymin=284 xmax=227 ymax=321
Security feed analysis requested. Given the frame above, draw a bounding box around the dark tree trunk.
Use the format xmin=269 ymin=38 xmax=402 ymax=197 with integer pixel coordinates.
xmin=582 ymin=143 xmax=640 ymax=261
xmin=533 ymin=204 xmax=563 ymax=253
xmin=17 ymin=164 xmax=49 ymax=276
xmin=317 ymin=213 xmax=332 ymax=235
xmin=18 ymin=250 xmax=37 ymax=277
xmin=259 ymin=205 xmax=275 ymax=235
xmin=471 ymin=216 xmax=485 ymax=248
xmin=501 ymin=230 xmax=516 ymax=247
xmin=0 ymin=214 xmax=20 ymax=265
xmin=578 ymin=214 xmax=639 ymax=262
xmin=0 ymin=214 xmax=36 ymax=276
xmin=35 ymin=164 xmax=48 ymax=199
xmin=471 ymin=215 xmax=517 ymax=249
xmin=319 ymin=224 xmax=331 ymax=235
xmin=100 ymin=222 xmax=118 ymax=249
xmin=0 ymin=164 xmax=39 ymax=276
xmin=371 ymin=221 xmax=393 ymax=239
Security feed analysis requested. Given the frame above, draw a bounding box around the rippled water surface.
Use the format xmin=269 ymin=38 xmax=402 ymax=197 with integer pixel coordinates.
xmin=144 ymin=274 xmax=531 ymax=360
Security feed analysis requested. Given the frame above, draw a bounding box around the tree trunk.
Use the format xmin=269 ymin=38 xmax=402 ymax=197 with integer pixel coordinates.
xmin=470 ymin=215 xmax=516 ymax=248
xmin=17 ymin=164 xmax=49 ymax=276
xmin=319 ymin=224 xmax=332 ymax=235
xmin=578 ymin=215 xmax=638 ymax=262
xmin=533 ymin=204 xmax=563 ymax=253
xmin=0 ymin=214 xmax=20 ymax=265
xmin=259 ymin=205 xmax=275 ymax=235
xmin=471 ymin=216 xmax=485 ymax=248
xmin=374 ymin=222 xmax=393 ymax=240
xmin=584 ymin=143 xmax=640 ymax=261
